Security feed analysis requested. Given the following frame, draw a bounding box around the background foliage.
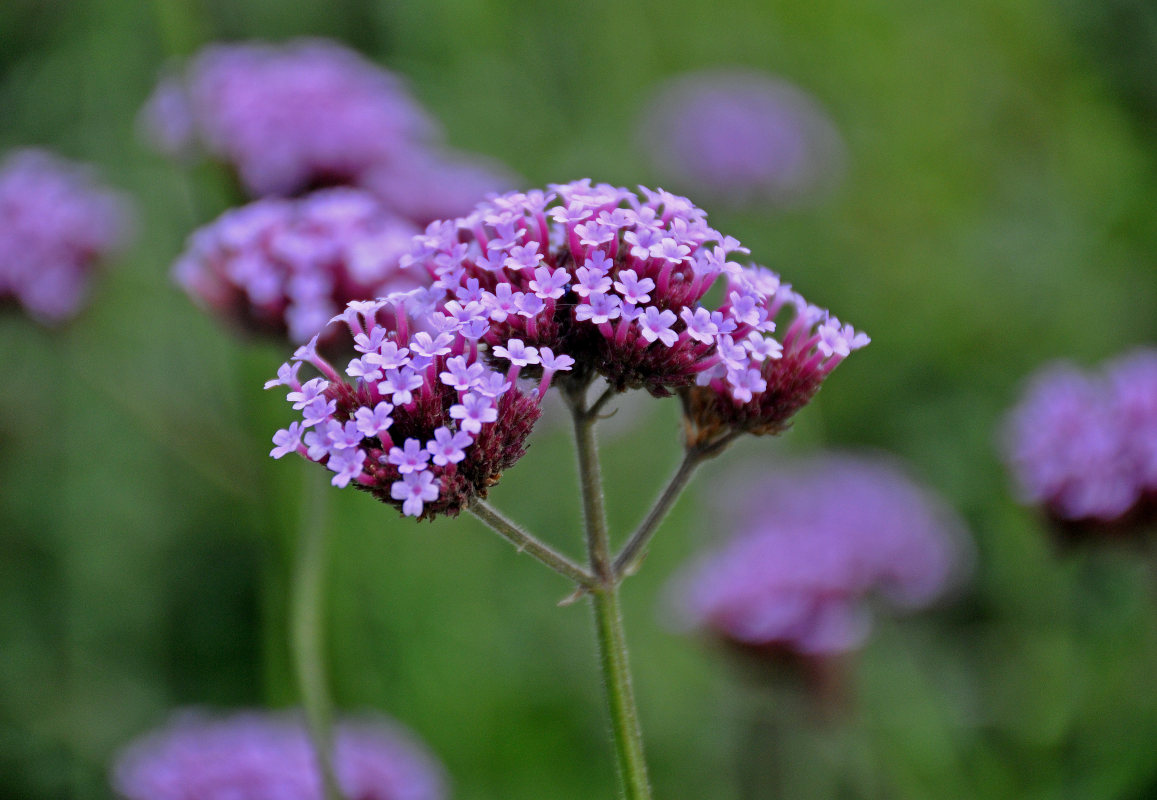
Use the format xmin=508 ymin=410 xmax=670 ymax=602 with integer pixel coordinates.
xmin=2 ymin=0 xmax=1157 ymax=798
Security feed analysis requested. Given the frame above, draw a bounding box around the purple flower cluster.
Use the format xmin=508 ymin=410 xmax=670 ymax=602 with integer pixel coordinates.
xmin=268 ymin=181 xmax=866 ymax=517
xmin=638 ymin=70 xmax=844 ymax=208
xmin=402 ymin=180 xmax=867 ymax=443
xmin=0 ymin=149 xmax=130 ymax=324
xmin=174 ymin=188 xmax=424 ymax=343
xmin=1003 ymin=350 xmax=1157 ymax=525
xmin=267 ymin=290 xmax=547 ymax=518
xmin=111 ymin=709 xmax=445 ymax=800
xmin=667 ymin=455 xmax=964 ymax=656
xmin=141 ymin=39 xmax=511 ymax=221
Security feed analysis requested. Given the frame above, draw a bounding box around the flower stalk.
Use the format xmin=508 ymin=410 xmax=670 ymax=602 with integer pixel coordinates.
xmin=565 ymin=381 xmax=653 ymax=800
xmin=291 ymin=469 xmax=344 ymax=800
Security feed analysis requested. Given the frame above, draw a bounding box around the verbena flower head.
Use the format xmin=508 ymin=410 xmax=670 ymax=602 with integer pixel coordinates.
xmin=141 ymin=39 xmax=512 ymax=223
xmin=666 ymin=454 xmax=965 ymax=656
xmin=638 ymin=70 xmax=844 ymax=208
xmin=0 ymin=148 xmax=131 ymax=324
xmin=141 ymin=39 xmax=435 ymax=198
xmin=267 ymin=291 xmax=546 ymax=518
xmin=175 ymin=188 xmax=423 ymax=343
xmin=111 ymin=709 xmax=446 ymax=800
xmin=398 ymin=180 xmax=866 ymax=446
xmin=1003 ymin=349 xmax=1157 ymax=526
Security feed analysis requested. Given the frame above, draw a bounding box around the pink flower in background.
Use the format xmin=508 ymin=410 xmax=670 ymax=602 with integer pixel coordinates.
xmin=141 ymin=39 xmax=513 ymax=223
xmin=666 ymin=454 xmax=966 ymax=656
xmin=0 ymin=149 xmax=131 ymax=324
xmin=112 ymin=709 xmax=446 ymax=800
xmin=638 ymin=70 xmax=845 ymax=208
xmin=1003 ymin=349 xmax=1157 ymax=525
xmin=174 ymin=188 xmax=424 ymax=343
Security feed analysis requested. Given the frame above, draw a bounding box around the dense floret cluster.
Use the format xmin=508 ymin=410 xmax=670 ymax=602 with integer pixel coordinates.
xmin=111 ymin=710 xmax=445 ymax=800
xmin=0 ymin=148 xmax=130 ymax=324
xmin=1004 ymin=350 xmax=1157 ymax=525
xmin=175 ymin=188 xmax=423 ymax=343
xmin=269 ymin=181 xmax=866 ymax=516
xmin=638 ymin=70 xmax=844 ymax=207
xmin=141 ymin=39 xmax=511 ymax=221
xmin=666 ymin=454 xmax=964 ymax=656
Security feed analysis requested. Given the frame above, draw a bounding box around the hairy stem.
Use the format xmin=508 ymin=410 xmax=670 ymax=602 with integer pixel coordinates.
xmin=613 ymin=449 xmax=705 ymax=579
xmin=469 ymin=499 xmax=596 ymax=587
xmin=292 ymin=471 xmax=344 ymax=800
xmin=565 ymin=383 xmax=653 ymax=800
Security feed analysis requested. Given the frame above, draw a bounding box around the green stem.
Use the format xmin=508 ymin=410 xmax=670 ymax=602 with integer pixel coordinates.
xmin=292 ymin=470 xmax=344 ymax=800
xmin=613 ymin=449 xmax=704 ymax=579
xmin=565 ymin=383 xmax=653 ymax=800
xmin=469 ymin=499 xmax=596 ymax=587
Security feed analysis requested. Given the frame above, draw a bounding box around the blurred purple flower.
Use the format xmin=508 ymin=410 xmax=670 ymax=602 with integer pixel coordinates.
xmin=111 ymin=709 xmax=446 ymax=800
xmin=0 ymin=149 xmax=131 ymax=324
xmin=141 ymin=39 xmax=513 ymax=222
xmin=666 ymin=454 xmax=966 ymax=656
xmin=1003 ymin=350 xmax=1157 ymax=525
xmin=174 ymin=188 xmax=424 ymax=343
xmin=638 ymin=70 xmax=844 ymax=208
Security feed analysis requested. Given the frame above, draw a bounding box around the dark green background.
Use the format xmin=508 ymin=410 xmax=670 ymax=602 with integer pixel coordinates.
xmin=2 ymin=0 xmax=1157 ymax=798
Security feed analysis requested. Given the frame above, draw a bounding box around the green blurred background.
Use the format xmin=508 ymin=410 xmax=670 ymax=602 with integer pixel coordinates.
xmin=3 ymin=0 xmax=1157 ymax=798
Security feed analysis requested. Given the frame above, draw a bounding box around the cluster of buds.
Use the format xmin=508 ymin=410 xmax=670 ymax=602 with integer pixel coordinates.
xmin=112 ymin=710 xmax=446 ymax=800
xmin=0 ymin=148 xmax=131 ymax=324
xmin=1004 ymin=349 xmax=1157 ymax=528
xmin=268 ymin=181 xmax=867 ymax=517
xmin=666 ymin=454 xmax=966 ymax=657
xmin=174 ymin=188 xmax=423 ymax=343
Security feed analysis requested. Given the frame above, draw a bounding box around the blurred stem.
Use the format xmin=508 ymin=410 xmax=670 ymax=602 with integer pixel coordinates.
xmin=564 ymin=382 xmax=653 ymax=800
xmin=468 ymin=499 xmax=596 ymax=586
xmin=292 ymin=469 xmax=344 ymax=800
xmin=613 ymin=448 xmax=705 ymax=579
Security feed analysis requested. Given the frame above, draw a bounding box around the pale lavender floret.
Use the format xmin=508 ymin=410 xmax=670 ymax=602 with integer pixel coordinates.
xmin=472 ymin=371 xmax=512 ymax=398
xmin=743 ymin=331 xmax=783 ymax=361
xmin=727 ymin=290 xmax=768 ymax=329
xmin=725 ymin=367 xmax=768 ymax=403
xmin=528 ymin=266 xmax=569 ymax=300
xmin=575 ymin=293 xmax=622 ymax=324
xmin=1108 ymin=350 xmax=1157 ymax=487
xmin=388 ymin=438 xmax=431 ymax=474
xmin=112 ymin=708 xmax=446 ymax=800
xmin=354 ymin=326 xmax=387 ymax=354
xmin=329 ymin=420 xmax=366 ymax=450
xmin=505 ymin=242 xmax=544 ymax=272
xmin=574 ymin=265 xmax=612 ymax=298
xmin=538 ymin=347 xmax=575 ymax=373
xmin=679 ymin=307 xmax=722 ymax=344
xmin=347 ymin=356 xmax=383 ymax=381
xmin=367 ymin=341 xmax=410 ymax=371
xmin=624 ymin=226 xmax=665 ymax=261
xmin=354 ymin=402 xmax=395 ymax=438
xmin=638 ymin=306 xmax=679 ymax=347
xmin=439 ymin=356 xmax=486 ymax=392
xmin=0 ymin=149 xmax=132 ymax=324
xmin=379 ymin=367 xmax=424 ymax=405
xmin=613 ymin=269 xmax=655 ymax=304
xmin=449 ymin=393 xmax=498 ymax=434
xmin=666 ymin=454 xmax=965 ymax=655
xmin=427 ymin=427 xmax=472 ymax=466
xmin=265 ymin=361 xmax=303 ymax=390
xmin=492 ymin=339 xmax=540 ymax=367
xmin=410 ymin=330 xmax=454 ymax=358
xmin=514 ymin=292 xmax=546 ymax=318
xmin=484 ymin=283 xmax=522 ymax=322
xmin=817 ymin=318 xmax=869 ymax=359
xmin=270 ymin=422 xmax=304 ymax=458
xmin=302 ymin=396 xmax=338 ymax=427
xmin=391 ymin=470 xmax=440 ymax=517
xmin=649 ymin=237 xmax=692 ymax=264
xmin=328 ymin=448 xmax=367 ymax=487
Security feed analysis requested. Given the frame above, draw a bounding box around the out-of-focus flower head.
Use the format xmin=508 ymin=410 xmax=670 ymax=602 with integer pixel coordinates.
xmin=401 ymin=180 xmax=866 ymax=446
xmin=638 ymin=70 xmax=845 ymax=208
xmin=140 ymin=39 xmax=513 ymax=223
xmin=141 ymin=39 xmax=433 ymax=197
xmin=1003 ymin=350 xmax=1157 ymax=527
xmin=666 ymin=454 xmax=966 ymax=656
xmin=174 ymin=187 xmax=424 ymax=344
xmin=111 ymin=709 xmax=446 ymax=800
xmin=0 ymin=148 xmax=131 ymax=324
